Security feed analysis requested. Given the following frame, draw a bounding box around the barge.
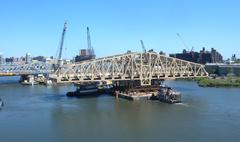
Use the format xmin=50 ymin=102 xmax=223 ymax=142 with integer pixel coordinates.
xmin=66 ymin=81 xmax=113 ymax=97
xmin=115 ymin=84 xmax=181 ymax=103
xmin=66 ymin=83 xmax=103 ymax=97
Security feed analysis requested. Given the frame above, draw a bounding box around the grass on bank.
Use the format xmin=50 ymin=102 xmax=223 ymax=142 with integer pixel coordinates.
xmin=194 ymin=77 xmax=240 ymax=87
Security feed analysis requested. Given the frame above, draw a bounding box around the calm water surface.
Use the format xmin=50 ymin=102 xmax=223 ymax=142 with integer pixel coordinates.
xmin=0 ymin=76 xmax=240 ymax=142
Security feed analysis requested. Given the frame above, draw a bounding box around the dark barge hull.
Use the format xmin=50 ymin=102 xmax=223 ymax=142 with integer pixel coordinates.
xmin=66 ymin=90 xmax=104 ymax=97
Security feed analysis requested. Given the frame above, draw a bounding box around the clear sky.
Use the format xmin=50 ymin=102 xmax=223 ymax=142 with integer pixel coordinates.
xmin=0 ymin=0 xmax=239 ymax=59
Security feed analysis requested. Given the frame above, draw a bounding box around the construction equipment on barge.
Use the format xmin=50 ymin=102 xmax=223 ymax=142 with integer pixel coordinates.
xmin=157 ymin=85 xmax=181 ymax=103
xmin=114 ymin=84 xmax=181 ymax=103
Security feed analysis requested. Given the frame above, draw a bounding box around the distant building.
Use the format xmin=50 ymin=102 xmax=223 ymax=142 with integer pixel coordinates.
xmin=230 ymin=54 xmax=240 ymax=63
xmin=32 ymin=56 xmax=46 ymax=62
xmin=169 ymin=47 xmax=223 ymax=64
xmin=206 ymin=63 xmax=240 ymax=76
xmin=170 ymin=49 xmax=199 ymax=63
xmin=45 ymin=57 xmax=55 ymax=64
xmin=75 ymin=49 xmax=95 ymax=62
xmin=0 ymin=53 xmax=4 ymax=65
xmin=25 ymin=53 xmax=32 ymax=64
xmin=231 ymin=54 xmax=237 ymax=62
xmin=5 ymin=57 xmax=14 ymax=63
xmin=159 ymin=51 xmax=166 ymax=55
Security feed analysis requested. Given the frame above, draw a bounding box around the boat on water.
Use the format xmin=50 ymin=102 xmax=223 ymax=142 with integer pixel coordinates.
xmin=20 ymin=75 xmax=38 ymax=85
xmin=97 ymin=81 xmax=114 ymax=94
xmin=66 ymin=81 xmax=114 ymax=97
xmin=21 ymin=80 xmax=39 ymax=85
xmin=157 ymin=85 xmax=181 ymax=103
xmin=66 ymin=83 xmax=104 ymax=97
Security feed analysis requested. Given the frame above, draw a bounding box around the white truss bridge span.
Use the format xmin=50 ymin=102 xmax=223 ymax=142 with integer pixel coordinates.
xmin=52 ymin=52 xmax=208 ymax=85
xmin=0 ymin=62 xmax=52 ymax=75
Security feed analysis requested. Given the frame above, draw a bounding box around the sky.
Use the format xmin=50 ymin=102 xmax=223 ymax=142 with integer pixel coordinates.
xmin=0 ymin=0 xmax=240 ymax=59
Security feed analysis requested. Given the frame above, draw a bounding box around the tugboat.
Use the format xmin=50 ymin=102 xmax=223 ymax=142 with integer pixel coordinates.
xmin=97 ymin=81 xmax=114 ymax=94
xmin=158 ymin=85 xmax=181 ymax=103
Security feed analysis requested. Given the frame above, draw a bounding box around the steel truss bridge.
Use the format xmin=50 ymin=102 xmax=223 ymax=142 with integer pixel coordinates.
xmin=0 ymin=62 xmax=52 ymax=76
xmin=52 ymin=52 xmax=208 ymax=85
xmin=0 ymin=52 xmax=208 ymax=85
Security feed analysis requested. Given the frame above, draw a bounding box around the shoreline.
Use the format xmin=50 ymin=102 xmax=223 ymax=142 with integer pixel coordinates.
xmin=195 ymin=77 xmax=240 ymax=88
xmin=175 ymin=77 xmax=240 ymax=88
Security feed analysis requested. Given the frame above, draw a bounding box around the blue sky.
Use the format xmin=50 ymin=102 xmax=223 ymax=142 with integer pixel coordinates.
xmin=0 ymin=0 xmax=239 ymax=59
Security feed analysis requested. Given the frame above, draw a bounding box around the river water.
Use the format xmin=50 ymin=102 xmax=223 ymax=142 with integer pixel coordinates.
xmin=0 ymin=76 xmax=240 ymax=142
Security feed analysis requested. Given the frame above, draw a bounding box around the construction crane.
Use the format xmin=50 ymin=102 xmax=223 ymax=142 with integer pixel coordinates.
xmin=74 ymin=27 xmax=95 ymax=63
xmin=54 ymin=21 xmax=67 ymax=71
xmin=190 ymin=46 xmax=194 ymax=52
xmin=140 ymin=40 xmax=146 ymax=53
xmin=176 ymin=33 xmax=190 ymax=51
xmin=57 ymin=21 xmax=67 ymax=65
xmin=176 ymin=33 xmax=195 ymax=52
xmin=87 ymin=27 xmax=95 ymax=58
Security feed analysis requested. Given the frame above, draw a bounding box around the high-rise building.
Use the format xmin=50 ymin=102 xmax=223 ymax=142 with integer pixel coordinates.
xmin=32 ymin=56 xmax=46 ymax=62
xmin=231 ymin=54 xmax=237 ymax=61
xmin=75 ymin=49 xmax=94 ymax=62
xmin=25 ymin=53 xmax=32 ymax=64
xmin=0 ymin=53 xmax=4 ymax=65
xmin=170 ymin=47 xmax=223 ymax=64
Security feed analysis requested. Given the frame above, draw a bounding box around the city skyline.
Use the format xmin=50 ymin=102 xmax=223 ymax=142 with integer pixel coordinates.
xmin=0 ymin=0 xmax=240 ymax=59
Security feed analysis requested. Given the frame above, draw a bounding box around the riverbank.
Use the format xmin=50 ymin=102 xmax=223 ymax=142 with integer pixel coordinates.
xmin=195 ymin=77 xmax=240 ymax=87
